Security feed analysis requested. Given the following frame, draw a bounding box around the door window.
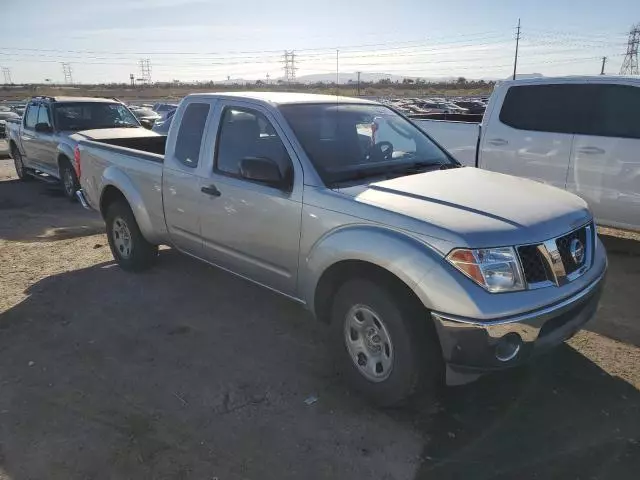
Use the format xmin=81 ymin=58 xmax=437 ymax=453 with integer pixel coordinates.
xmin=174 ymin=102 xmax=210 ymax=168
xmin=24 ymin=105 xmax=39 ymax=129
xmin=37 ymin=105 xmax=51 ymax=128
xmin=499 ymin=84 xmax=591 ymax=134
xmin=215 ymin=107 xmax=292 ymax=184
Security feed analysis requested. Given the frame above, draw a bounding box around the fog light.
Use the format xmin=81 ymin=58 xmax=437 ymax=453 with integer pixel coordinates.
xmin=495 ymin=333 xmax=522 ymax=362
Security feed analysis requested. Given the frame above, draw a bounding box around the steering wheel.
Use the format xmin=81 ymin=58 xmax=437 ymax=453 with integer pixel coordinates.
xmin=370 ymin=141 xmax=394 ymax=161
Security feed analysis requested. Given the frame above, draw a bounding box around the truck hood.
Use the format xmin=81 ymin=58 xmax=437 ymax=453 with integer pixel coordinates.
xmin=336 ymin=168 xmax=591 ymax=248
xmin=70 ymin=127 xmax=160 ymax=140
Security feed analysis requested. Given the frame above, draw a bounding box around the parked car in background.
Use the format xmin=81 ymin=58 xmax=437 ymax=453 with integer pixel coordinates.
xmin=6 ymin=96 xmax=162 ymax=199
xmin=76 ymin=92 xmax=606 ymax=406
xmin=152 ymin=102 xmax=178 ymax=119
xmin=151 ymin=108 xmax=176 ymax=134
xmin=416 ymin=76 xmax=640 ymax=231
xmin=0 ymin=110 xmax=20 ymax=139
xmin=453 ymin=100 xmax=486 ymax=115
xmin=128 ymin=106 xmax=161 ymax=129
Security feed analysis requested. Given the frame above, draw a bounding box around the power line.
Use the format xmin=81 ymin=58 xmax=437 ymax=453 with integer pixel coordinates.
xmin=620 ymin=23 xmax=639 ymax=75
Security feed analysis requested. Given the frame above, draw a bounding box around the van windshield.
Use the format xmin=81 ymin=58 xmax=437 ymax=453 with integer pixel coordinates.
xmin=278 ymin=103 xmax=455 ymax=185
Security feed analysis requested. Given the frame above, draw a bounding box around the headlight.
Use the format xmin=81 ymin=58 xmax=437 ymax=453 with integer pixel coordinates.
xmin=446 ymin=247 xmax=525 ymax=293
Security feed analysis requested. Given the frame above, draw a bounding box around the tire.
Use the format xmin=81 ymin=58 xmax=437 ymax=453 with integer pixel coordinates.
xmin=330 ymin=278 xmax=442 ymax=407
xmin=59 ymin=159 xmax=79 ymax=201
xmin=105 ymin=200 xmax=158 ymax=272
xmin=11 ymin=146 xmax=31 ymax=181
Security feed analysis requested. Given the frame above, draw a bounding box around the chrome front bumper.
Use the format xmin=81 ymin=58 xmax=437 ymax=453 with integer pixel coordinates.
xmin=431 ymin=269 xmax=606 ymax=383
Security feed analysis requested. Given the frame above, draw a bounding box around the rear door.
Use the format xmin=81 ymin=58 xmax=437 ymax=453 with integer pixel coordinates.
xmin=480 ymin=84 xmax=586 ymax=190
xmin=568 ymin=83 xmax=640 ymax=230
xmin=162 ymin=100 xmax=213 ymax=255
xmin=198 ymin=101 xmax=303 ymax=296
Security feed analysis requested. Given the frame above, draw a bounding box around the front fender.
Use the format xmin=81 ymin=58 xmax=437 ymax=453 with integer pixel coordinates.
xmin=100 ymin=166 xmax=161 ymax=244
xmin=301 ymin=224 xmax=446 ymax=315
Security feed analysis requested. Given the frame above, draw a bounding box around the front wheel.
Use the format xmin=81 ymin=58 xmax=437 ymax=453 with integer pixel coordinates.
xmin=105 ymin=200 xmax=158 ymax=272
xmin=330 ymin=278 xmax=442 ymax=407
xmin=60 ymin=160 xmax=79 ymax=201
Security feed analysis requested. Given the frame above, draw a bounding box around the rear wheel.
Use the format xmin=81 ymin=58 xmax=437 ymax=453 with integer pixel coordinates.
xmin=11 ymin=146 xmax=31 ymax=181
xmin=330 ymin=278 xmax=442 ymax=407
xmin=105 ymin=200 xmax=158 ymax=272
xmin=60 ymin=159 xmax=79 ymax=201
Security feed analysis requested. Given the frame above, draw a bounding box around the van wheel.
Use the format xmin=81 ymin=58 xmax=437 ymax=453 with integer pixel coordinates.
xmin=330 ymin=278 xmax=442 ymax=407
xmin=11 ymin=147 xmax=31 ymax=181
xmin=60 ymin=160 xmax=79 ymax=201
xmin=105 ymin=200 xmax=158 ymax=272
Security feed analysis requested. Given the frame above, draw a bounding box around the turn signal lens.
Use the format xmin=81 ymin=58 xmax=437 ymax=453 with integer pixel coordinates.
xmin=447 ymin=247 xmax=525 ymax=293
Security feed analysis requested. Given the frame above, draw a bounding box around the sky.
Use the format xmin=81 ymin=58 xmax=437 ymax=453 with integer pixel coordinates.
xmin=1 ymin=0 xmax=637 ymax=84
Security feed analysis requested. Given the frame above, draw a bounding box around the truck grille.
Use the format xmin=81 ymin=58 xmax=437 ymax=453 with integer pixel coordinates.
xmin=517 ymin=223 xmax=593 ymax=288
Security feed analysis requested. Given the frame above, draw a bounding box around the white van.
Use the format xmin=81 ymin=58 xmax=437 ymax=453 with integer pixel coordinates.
xmin=416 ymin=76 xmax=640 ymax=231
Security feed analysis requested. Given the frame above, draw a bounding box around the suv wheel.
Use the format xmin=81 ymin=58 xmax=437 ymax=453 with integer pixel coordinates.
xmin=60 ymin=160 xmax=79 ymax=201
xmin=330 ymin=278 xmax=442 ymax=407
xmin=105 ymin=200 xmax=158 ymax=272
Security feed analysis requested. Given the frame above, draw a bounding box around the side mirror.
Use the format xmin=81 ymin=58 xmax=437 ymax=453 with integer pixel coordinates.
xmin=239 ymin=157 xmax=284 ymax=188
xmin=35 ymin=122 xmax=52 ymax=133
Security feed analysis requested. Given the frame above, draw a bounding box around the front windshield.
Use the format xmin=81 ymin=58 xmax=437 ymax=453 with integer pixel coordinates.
xmin=279 ymin=103 xmax=454 ymax=185
xmin=53 ymin=102 xmax=140 ymax=131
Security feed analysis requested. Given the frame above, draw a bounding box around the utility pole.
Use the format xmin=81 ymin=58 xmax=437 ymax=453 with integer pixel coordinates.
xmin=130 ymin=73 xmax=135 ymax=87
xmin=266 ymin=73 xmax=270 ymax=85
xmin=61 ymin=63 xmax=73 ymax=84
xmin=282 ymin=51 xmax=290 ymax=84
xmin=336 ymin=49 xmax=339 ymax=95
xmin=512 ymin=18 xmax=521 ymax=81
xmin=600 ymin=56 xmax=607 ymax=75
xmin=620 ymin=24 xmax=640 ymax=75
xmin=356 ymin=71 xmax=361 ymax=96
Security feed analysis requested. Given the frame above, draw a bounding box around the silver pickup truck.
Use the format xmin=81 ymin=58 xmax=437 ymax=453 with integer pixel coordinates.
xmin=6 ymin=96 xmax=163 ymax=199
xmin=77 ymin=92 xmax=607 ymax=406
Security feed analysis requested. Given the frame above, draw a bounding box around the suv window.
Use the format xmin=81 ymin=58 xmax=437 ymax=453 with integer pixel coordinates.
xmin=590 ymin=84 xmax=640 ymax=139
xmin=174 ymin=103 xmax=210 ymax=168
xmin=499 ymin=84 xmax=591 ymax=134
xmin=215 ymin=107 xmax=292 ymax=183
xmin=37 ymin=105 xmax=51 ymax=127
xmin=24 ymin=104 xmax=39 ymax=129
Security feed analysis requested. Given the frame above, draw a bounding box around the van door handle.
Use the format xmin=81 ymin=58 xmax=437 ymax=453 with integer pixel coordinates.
xmin=577 ymin=146 xmax=605 ymax=155
xmin=201 ymin=184 xmax=221 ymax=197
xmin=487 ymin=138 xmax=508 ymax=146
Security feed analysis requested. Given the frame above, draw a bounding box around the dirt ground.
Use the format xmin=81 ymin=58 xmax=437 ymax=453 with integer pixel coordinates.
xmin=0 ymin=157 xmax=639 ymax=480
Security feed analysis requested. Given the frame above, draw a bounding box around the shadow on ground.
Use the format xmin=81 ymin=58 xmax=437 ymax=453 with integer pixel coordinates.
xmin=0 ymin=249 xmax=639 ymax=479
xmin=0 ymin=179 xmax=104 ymax=242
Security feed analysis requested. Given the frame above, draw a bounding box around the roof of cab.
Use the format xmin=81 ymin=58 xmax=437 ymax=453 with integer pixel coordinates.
xmin=185 ymin=91 xmax=378 ymax=106
xmin=30 ymin=96 xmax=122 ymax=104
xmin=500 ymin=75 xmax=640 ymax=86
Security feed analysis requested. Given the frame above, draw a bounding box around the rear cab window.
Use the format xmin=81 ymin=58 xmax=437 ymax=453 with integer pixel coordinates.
xmin=174 ymin=102 xmax=210 ymax=168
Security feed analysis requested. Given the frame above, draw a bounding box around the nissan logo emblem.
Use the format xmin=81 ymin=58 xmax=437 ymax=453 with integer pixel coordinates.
xmin=570 ymin=238 xmax=585 ymax=265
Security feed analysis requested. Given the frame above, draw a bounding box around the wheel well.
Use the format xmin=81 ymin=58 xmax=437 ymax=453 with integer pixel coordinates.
xmin=100 ymin=186 xmax=128 ymax=219
xmin=57 ymin=154 xmax=71 ymax=173
xmin=314 ymin=260 xmax=424 ymax=324
xmin=9 ymin=140 xmax=18 ymax=155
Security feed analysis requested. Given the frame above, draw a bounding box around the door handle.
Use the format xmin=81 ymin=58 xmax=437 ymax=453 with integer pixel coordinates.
xmin=487 ymin=138 xmax=508 ymax=146
xmin=201 ymin=184 xmax=221 ymax=197
xmin=577 ymin=146 xmax=605 ymax=155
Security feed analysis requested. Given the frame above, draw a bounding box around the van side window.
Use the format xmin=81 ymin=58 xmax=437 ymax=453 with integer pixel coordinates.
xmin=499 ymin=84 xmax=590 ymax=134
xmin=591 ymin=85 xmax=640 ymax=139
xmin=215 ymin=107 xmax=292 ymax=185
xmin=174 ymin=103 xmax=210 ymax=168
xmin=24 ymin=105 xmax=39 ymax=129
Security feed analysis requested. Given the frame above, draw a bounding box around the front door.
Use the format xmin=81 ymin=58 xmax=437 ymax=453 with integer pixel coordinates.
xmin=34 ymin=104 xmax=58 ymax=175
xmin=199 ymin=102 xmax=303 ymax=296
xmin=20 ymin=104 xmax=41 ymax=170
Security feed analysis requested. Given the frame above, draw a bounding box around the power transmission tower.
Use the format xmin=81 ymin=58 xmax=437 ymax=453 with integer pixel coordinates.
xmin=512 ymin=18 xmax=521 ymax=80
xmin=282 ymin=51 xmax=297 ymax=84
xmin=139 ymin=59 xmax=152 ymax=84
xmin=600 ymin=56 xmax=607 ymax=75
xmin=61 ymin=63 xmax=73 ymax=84
xmin=1 ymin=67 xmax=13 ymax=84
xmin=266 ymin=73 xmax=270 ymax=84
xmin=620 ymin=24 xmax=640 ymax=75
